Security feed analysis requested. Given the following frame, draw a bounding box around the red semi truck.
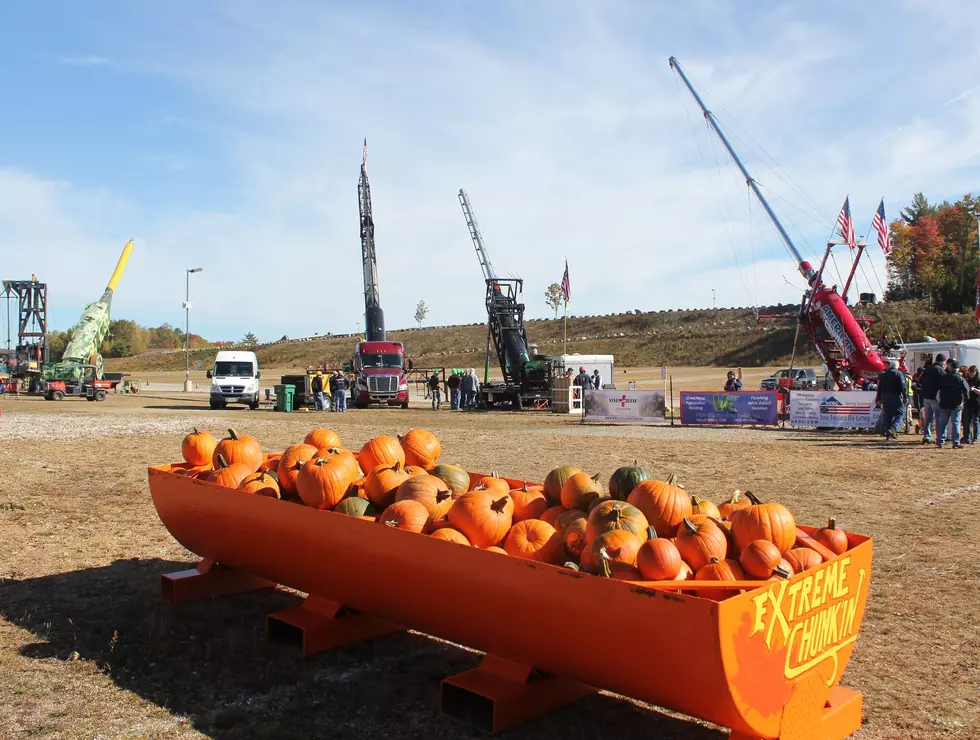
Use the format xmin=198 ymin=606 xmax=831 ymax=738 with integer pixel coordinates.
xmin=352 ymin=340 xmax=409 ymax=408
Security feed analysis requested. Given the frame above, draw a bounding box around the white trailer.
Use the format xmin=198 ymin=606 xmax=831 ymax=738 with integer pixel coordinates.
xmin=902 ymin=339 xmax=980 ymax=372
xmin=559 ymin=354 xmax=616 ymax=389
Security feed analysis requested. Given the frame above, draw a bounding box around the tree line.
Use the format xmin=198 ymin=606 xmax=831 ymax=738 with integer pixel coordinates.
xmin=886 ymin=192 xmax=979 ymax=313
xmin=46 ymin=321 xmax=210 ymax=360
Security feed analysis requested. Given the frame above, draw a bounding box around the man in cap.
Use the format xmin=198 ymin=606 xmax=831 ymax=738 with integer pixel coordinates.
xmin=918 ymin=354 xmax=945 ymax=444
xmin=573 ymin=366 xmax=593 ymax=389
xmin=875 ymin=358 xmax=907 ymax=441
xmin=936 ymin=358 xmax=970 ymax=448
xmin=311 ymin=371 xmax=325 ymax=411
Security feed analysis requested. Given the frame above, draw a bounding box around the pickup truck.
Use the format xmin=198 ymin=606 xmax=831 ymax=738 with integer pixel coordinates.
xmin=759 ymin=368 xmax=818 ymax=391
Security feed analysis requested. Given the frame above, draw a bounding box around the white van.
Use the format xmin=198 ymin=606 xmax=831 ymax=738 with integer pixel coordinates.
xmin=207 ymin=351 xmax=261 ymax=409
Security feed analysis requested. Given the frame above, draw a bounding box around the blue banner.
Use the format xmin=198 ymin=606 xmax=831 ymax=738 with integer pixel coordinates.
xmin=680 ymin=391 xmax=778 ymax=426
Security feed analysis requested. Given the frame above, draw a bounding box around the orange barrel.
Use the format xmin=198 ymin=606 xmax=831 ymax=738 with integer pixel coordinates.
xmin=149 ymin=465 xmax=872 ymax=739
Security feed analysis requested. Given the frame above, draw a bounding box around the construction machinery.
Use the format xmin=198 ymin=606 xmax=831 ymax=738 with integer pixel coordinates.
xmin=42 ymin=240 xmax=133 ymax=400
xmin=458 ymin=189 xmax=556 ymax=409
xmin=351 ymin=141 xmax=409 ymax=408
xmin=1 ymin=275 xmax=48 ymax=391
xmin=670 ymin=58 xmax=892 ymax=389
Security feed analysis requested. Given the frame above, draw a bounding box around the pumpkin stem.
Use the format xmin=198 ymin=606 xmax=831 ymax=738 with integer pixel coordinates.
xmin=665 ymin=472 xmax=678 ymax=485
xmin=192 ymin=427 xmax=200 ymax=435
xmin=611 ymin=507 xmax=623 ymax=522
xmin=773 ymin=565 xmax=792 ymax=579
xmin=828 ymin=517 xmax=838 ymax=530
xmin=383 ymin=520 xmax=399 ymax=527
xmin=490 ymin=497 xmax=509 ymax=513
xmin=228 ymin=428 xmax=240 ymax=440
xmin=745 ymin=490 xmax=763 ymax=505
xmin=216 ymin=454 xmax=229 ymax=469
xmin=563 ymin=561 xmax=580 ymax=572
xmin=590 ymin=472 xmax=601 ymax=483
xmin=598 ymin=549 xmax=612 ymax=578
xmin=647 ymin=526 xmax=658 ymax=540
xmin=314 ymin=458 xmax=328 ymax=467
xmin=708 ymin=556 xmax=721 ymax=564
xmin=730 ymin=489 xmax=742 ymax=503
xmin=436 ymin=491 xmax=450 ymax=503
xmin=682 ymin=517 xmax=699 ymax=535
xmin=521 ymin=482 xmax=529 ymax=492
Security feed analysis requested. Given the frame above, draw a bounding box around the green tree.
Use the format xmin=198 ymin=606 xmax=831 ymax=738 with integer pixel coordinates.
xmin=46 ymin=330 xmax=72 ymax=361
xmin=242 ymin=332 xmax=259 ymax=345
xmin=901 ymin=192 xmax=937 ymax=225
xmin=414 ymin=300 xmax=429 ymax=328
xmin=544 ymin=283 xmax=564 ymax=318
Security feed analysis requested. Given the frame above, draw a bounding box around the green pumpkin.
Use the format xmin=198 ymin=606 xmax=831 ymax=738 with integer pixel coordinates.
xmin=608 ymin=461 xmax=652 ymax=501
xmin=428 ymin=463 xmax=471 ymax=495
xmin=333 ymin=497 xmax=379 ymax=517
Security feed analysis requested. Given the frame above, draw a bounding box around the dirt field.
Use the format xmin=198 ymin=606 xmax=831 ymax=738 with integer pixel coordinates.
xmin=1 ymin=387 xmax=977 ymax=739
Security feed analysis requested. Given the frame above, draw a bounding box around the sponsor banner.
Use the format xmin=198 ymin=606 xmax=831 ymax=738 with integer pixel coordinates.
xmin=789 ymin=390 xmax=881 ymax=428
xmin=680 ymin=391 xmax=778 ymax=426
xmin=583 ymin=389 xmax=666 ymax=423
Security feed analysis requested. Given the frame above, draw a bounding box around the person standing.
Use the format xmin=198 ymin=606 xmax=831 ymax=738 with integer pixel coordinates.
xmin=573 ymin=366 xmax=592 ymax=389
xmin=875 ymin=359 xmax=908 ymax=441
xmin=963 ymin=365 xmax=980 ymax=444
xmin=464 ymin=368 xmax=480 ymax=409
xmin=428 ymin=371 xmax=442 ymax=410
xmin=918 ymin=355 xmax=944 ymax=444
xmin=447 ymin=369 xmax=462 ymax=410
xmin=592 ymin=369 xmax=602 ymax=390
xmin=333 ymin=372 xmax=349 ymax=412
xmin=328 ymin=372 xmax=338 ymax=411
xmin=724 ymin=371 xmax=742 ymax=391
xmin=311 ymin=371 xmax=325 ymax=411
xmin=936 ymin=359 xmax=969 ymax=448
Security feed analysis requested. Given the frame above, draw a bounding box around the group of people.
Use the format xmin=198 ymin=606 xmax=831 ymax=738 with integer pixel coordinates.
xmin=309 ymin=370 xmax=350 ymax=412
xmin=428 ymin=368 xmax=480 ymax=410
xmin=571 ymin=367 xmax=602 ymax=390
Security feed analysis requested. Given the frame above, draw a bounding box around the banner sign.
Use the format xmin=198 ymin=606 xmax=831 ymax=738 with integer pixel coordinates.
xmin=789 ymin=390 xmax=881 ymax=428
xmin=583 ymin=389 xmax=666 ymax=423
xmin=679 ymin=391 xmax=778 ymax=426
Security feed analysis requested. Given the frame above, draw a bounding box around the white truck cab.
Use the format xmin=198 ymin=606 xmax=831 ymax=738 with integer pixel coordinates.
xmin=207 ymin=350 xmax=261 ymax=410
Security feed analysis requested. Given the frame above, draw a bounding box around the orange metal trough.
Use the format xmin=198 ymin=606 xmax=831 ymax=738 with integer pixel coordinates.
xmin=148 ymin=464 xmax=872 ymax=740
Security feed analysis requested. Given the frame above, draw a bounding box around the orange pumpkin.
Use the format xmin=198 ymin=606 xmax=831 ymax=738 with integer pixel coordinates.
xmin=363 ymin=461 xmax=413 ymax=509
xmin=589 ymin=530 xmax=642 ymax=568
xmin=690 ymin=495 xmax=721 ymax=519
xmin=428 ymin=463 xmax=470 ymax=495
xmin=543 ymin=465 xmax=581 ymax=505
xmin=484 ymin=546 xmax=508 ymax=555
xmin=503 ymin=520 xmax=564 ymax=564
xmin=540 ymin=505 xmax=565 ymax=527
xmin=562 ymin=518 xmax=589 ymax=561
xmin=554 ymin=509 xmax=587 ymax=533
xmin=739 ymin=539 xmax=783 ymax=579
xmin=238 ymin=471 xmax=281 ymax=498
xmin=304 ymin=428 xmax=342 ymax=450
xmin=379 ymin=500 xmax=429 ymax=533
xmin=182 ymin=427 xmax=217 ymax=467
xmin=627 ymin=474 xmax=692 ymax=537
xmin=636 ymin=528 xmax=682 ymax=580
xmin=448 ymin=491 xmax=514 ymax=548
xmin=813 ymin=517 xmax=848 ymax=555
xmin=730 ymin=491 xmax=797 ymax=554
xmin=319 ymin=447 xmax=361 ymax=479
xmin=675 ymin=560 xmax=694 ymax=581
xmin=598 ymin=558 xmax=642 ymax=581
xmin=277 ymin=443 xmax=319 ymax=495
xmin=473 ymin=472 xmax=511 ymax=496
xmin=674 ymin=517 xmax=728 ymax=571
xmin=359 ymin=435 xmax=405 ymax=476
xmin=510 ymin=483 xmax=549 ymax=522
xmin=560 ymin=472 xmax=603 ymax=511
xmin=585 ymin=500 xmax=649 ymax=546
xmin=717 ymin=489 xmax=752 ymax=520
xmin=395 ymin=474 xmax=454 ymax=523
xmin=398 ymin=428 xmax=441 ymax=469
xmin=429 ymin=527 xmax=471 ymax=545
xmin=296 ymin=456 xmax=359 ymax=510
xmin=258 ymin=453 xmax=282 ymax=474
xmin=784 ymin=547 xmax=823 ymax=573
xmin=694 ymin=557 xmax=746 ymax=600
xmin=212 ymin=428 xmax=263 ymax=472
xmin=209 ymin=454 xmax=253 ymax=489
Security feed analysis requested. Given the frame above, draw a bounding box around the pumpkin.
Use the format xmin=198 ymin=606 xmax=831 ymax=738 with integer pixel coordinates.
xmin=363 ymin=461 xmax=414 ymax=509
xmin=776 ymin=558 xmax=794 ymax=577
xmin=562 ymin=518 xmax=589 ymax=561
xmin=395 ymin=474 xmax=454 ymax=522
xmin=503 ymin=520 xmax=564 ymax=564
xmin=428 ymin=463 xmax=470 ymax=495
xmin=209 ymin=454 xmax=253 ymax=489
xmin=429 ymin=527 xmax=471 ymax=545
xmin=540 ymin=505 xmax=565 ymax=527
xmin=627 ymin=474 xmax=692 ymax=537
xmin=182 ymin=427 xmax=217 ymax=467
xmin=277 ymin=443 xmax=319 ymax=495
xmin=813 ymin=517 xmax=848 ymax=555
xmin=554 ymin=509 xmax=587 ymax=533
xmin=694 ymin=557 xmax=746 ymax=600
xmin=334 ymin=497 xmax=378 ymax=518
xmin=717 ymin=489 xmax=752 ymax=520
xmin=598 ymin=557 xmax=643 ymax=581
xmin=560 ymin=472 xmax=603 ymax=511
xmin=359 ymin=435 xmax=405 ymax=476
xmin=398 ymin=428 xmax=441 ymax=469
xmin=258 ymin=453 xmax=282 ymax=474
xmin=587 ymin=494 xmax=611 ymax=513
xmin=588 ymin=530 xmax=642 ymax=568
xmin=543 ymin=465 xmax=581 ymax=505
xmin=784 ymin=547 xmax=823 ymax=573
xmin=739 ymin=539 xmax=783 ymax=579
xmin=690 ymin=496 xmax=721 ymax=519
xmin=608 ymin=460 xmax=652 ymax=501
xmin=636 ymin=528 xmax=682 ymax=580
xmin=484 ymin=546 xmax=508 ymax=555
xmin=238 ymin=471 xmax=281 ymax=498
xmin=304 ymin=428 xmax=342 ymax=450
xmin=175 ymin=465 xmax=210 ymax=479
xmin=510 ymin=483 xmax=549 ymax=522
xmin=682 ymin=514 xmax=737 ymax=558
xmin=379 ymin=500 xmax=429 ymax=532
xmin=730 ymin=491 xmax=797 ymax=554
xmin=212 ymin=428 xmax=263 ymax=472
xmin=675 ymin=560 xmax=694 ymax=581
xmin=585 ymin=500 xmax=649 ymax=546
xmin=319 ymin=447 xmax=361 ymax=479
xmin=448 ymin=491 xmax=514 ymax=548
xmin=674 ymin=517 xmax=728 ymax=571
xmin=296 ymin=457 xmax=359 ymax=510
xmin=473 ymin=472 xmax=511 ymax=496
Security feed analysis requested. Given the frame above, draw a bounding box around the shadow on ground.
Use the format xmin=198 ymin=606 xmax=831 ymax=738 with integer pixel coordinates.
xmin=0 ymin=558 xmax=724 ymax=740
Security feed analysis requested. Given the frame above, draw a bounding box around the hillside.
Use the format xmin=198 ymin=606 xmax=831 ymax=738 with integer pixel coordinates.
xmin=104 ymin=299 xmax=980 ymax=373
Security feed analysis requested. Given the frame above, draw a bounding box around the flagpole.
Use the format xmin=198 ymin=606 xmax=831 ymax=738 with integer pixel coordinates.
xmin=563 ymin=302 xmax=568 ymax=356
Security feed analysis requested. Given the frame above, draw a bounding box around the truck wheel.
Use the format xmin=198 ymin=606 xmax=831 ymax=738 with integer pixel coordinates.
xmin=52 ymin=390 xmax=65 ymax=401
xmin=210 ymin=400 xmax=225 ymax=410
xmin=401 ymin=401 xmax=409 ymax=409
xmin=514 ymin=394 xmax=524 ymax=411
xmin=249 ymin=399 xmax=260 ymax=410
xmin=354 ymin=402 xmax=368 ymax=409
xmin=95 ymin=390 xmax=106 ymax=402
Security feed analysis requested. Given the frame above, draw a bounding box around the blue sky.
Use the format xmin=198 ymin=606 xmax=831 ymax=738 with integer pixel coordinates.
xmin=2 ymin=1 xmax=979 ymax=342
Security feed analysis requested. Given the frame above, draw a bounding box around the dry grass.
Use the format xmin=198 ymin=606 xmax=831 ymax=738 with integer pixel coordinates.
xmin=1 ymin=389 xmax=978 ymax=739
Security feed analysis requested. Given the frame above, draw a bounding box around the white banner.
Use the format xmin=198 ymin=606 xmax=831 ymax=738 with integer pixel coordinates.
xmin=583 ymin=389 xmax=666 ymax=423
xmin=789 ymin=390 xmax=881 ymax=429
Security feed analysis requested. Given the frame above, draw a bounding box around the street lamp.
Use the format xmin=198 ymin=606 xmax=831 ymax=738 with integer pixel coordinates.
xmin=184 ymin=268 xmax=203 ymax=392
xmin=712 ymin=289 xmax=716 ymax=309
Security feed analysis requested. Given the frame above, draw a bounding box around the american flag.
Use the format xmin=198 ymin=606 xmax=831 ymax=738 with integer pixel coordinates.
xmin=872 ymin=199 xmax=890 ymax=254
xmin=561 ymin=260 xmax=570 ymax=304
xmin=836 ymin=196 xmax=856 ymax=248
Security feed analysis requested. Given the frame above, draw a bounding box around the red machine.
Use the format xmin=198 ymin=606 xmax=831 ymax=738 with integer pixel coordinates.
xmin=44 ymin=365 xmax=114 ymax=402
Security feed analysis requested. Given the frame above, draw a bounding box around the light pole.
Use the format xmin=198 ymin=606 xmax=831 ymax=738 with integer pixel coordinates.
xmin=712 ymin=289 xmax=716 ymax=309
xmin=184 ymin=268 xmax=203 ymax=392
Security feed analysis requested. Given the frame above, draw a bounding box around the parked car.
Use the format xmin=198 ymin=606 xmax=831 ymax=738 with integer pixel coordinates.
xmin=760 ymin=368 xmax=818 ymax=391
